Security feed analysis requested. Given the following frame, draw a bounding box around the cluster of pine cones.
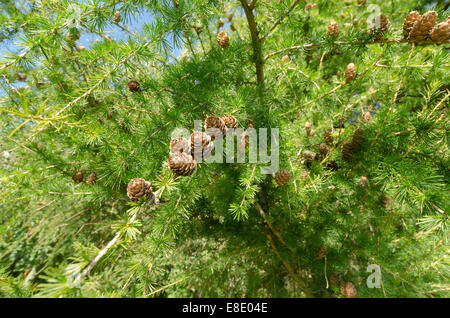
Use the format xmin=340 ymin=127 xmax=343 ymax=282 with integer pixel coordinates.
xmin=403 ymin=11 xmax=450 ymax=44
xmin=72 ymin=171 xmax=97 ymax=185
xmin=167 ymin=115 xmax=238 ymax=178
xmin=326 ymin=10 xmax=449 ymax=44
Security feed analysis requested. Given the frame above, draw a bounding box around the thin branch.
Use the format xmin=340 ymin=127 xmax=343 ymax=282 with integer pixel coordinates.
xmin=73 ymin=188 xmax=164 ymax=285
xmin=240 ymin=0 xmax=264 ymax=86
xmin=260 ymin=0 xmax=304 ymax=41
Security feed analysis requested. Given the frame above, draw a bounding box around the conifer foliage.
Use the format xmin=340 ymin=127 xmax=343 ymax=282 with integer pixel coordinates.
xmin=0 ymin=0 xmax=449 ymax=298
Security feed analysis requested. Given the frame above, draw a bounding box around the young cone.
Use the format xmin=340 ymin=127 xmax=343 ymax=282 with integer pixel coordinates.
xmin=430 ymin=21 xmax=450 ymax=44
xmin=275 ymin=169 xmax=290 ymax=186
xmin=217 ymin=31 xmax=230 ymax=48
xmin=127 ymin=178 xmax=152 ymax=202
xmin=403 ymin=11 xmax=421 ymax=38
xmin=168 ymin=152 xmax=197 ymax=177
xmin=409 ymin=11 xmax=437 ymax=43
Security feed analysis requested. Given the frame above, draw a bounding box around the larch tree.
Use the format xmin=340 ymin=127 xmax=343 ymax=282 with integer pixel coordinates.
xmin=0 ymin=0 xmax=449 ymax=298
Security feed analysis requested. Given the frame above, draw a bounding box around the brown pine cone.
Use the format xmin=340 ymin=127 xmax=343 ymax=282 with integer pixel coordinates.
xmin=205 ymin=115 xmax=226 ymax=140
xmin=345 ymin=63 xmax=357 ymax=83
xmin=359 ymin=176 xmax=369 ymax=188
xmin=351 ymin=128 xmax=365 ymax=151
xmin=340 ymin=282 xmax=357 ymax=298
xmin=230 ymin=24 xmax=236 ymax=32
xmin=304 ymin=121 xmax=312 ymax=131
xmin=72 ymin=171 xmax=84 ymax=183
xmin=330 ymin=273 xmax=340 ymax=288
xmin=318 ymin=245 xmax=327 ymax=259
xmin=168 ymin=152 xmax=197 ymax=176
xmin=327 ymin=22 xmax=339 ymax=37
xmin=86 ymin=172 xmax=97 ymax=185
xmin=218 ymin=19 xmax=224 ymax=28
xmin=430 ymin=20 xmax=450 ymax=44
xmin=113 ymin=11 xmax=121 ymax=24
xmin=324 ymin=129 xmax=333 ymax=145
xmin=307 ymin=129 xmax=315 ymax=137
xmin=361 ymin=111 xmax=372 ymax=123
xmin=342 ymin=141 xmax=354 ymax=162
xmin=305 ymin=3 xmax=318 ymax=11
xmin=319 ymin=142 xmax=329 ymax=155
xmin=222 ymin=114 xmax=238 ymax=129
xmin=170 ymin=137 xmax=191 ymax=155
xmin=128 ymin=80 xmax=140 ymax=92
xmin=403 ymin=11 xmax=421 ymax=38
xmin=217 ymin=30 xmax=229 ymax=48
xmin=227 ymin=13 xmax=233 ymax=22
xmin=275 ymin=169 xmax=290 ymax=186
xmin=127 ymin=178 xmax=152 ymax=202
xmin=16 ymin=73 xmax=27 ymax=81
xmin=376 ymin=14 xmax=389 ymax=34
xmin=303 ymin=150 xmax=318 ymax=161
xmin=190 ymin=131 xmax=213 ymax=160
xmin=409 ymin=11 xmax=438 ymax=43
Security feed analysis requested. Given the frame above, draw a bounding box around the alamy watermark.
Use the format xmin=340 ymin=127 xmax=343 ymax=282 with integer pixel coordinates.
xmin=171 ymin=120 xmax=279 ymax=174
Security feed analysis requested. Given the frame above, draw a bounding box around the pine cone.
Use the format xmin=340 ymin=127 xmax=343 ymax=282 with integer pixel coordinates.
xmin=403 ymin=11 xmax=421 ymax=38
xmin=409 ymin=11 xmax=437 ymax=43
xmin=205 ymin=115 xmax=226 ymax=140
xmin=330 ymin=273 xmax=340 ymax=288
xmin=319 ymin=142 xmax=329 ymax=155
xmin=318 ymin=245 xmax=327 ymax=259
xmin=303 ymin=150 xmax=318 ymax=161
xmin=359 ymin=176 xmax=369 ymax=188
xmin=351 ymin=128 xmax=365 ymax=151
xmin=218 ymin=19 xmax=224 ymax=28
xmin=127 ymin=178 xmax=152 ymax=202
xmin=190 ymin=131 xmax=214 ymax=160
xmin=128 ymin=80 xmax=140 ymax=92
xmin=16 ymin=73 xmax=27 ymax=81
xmin=375 ymin=14 xmax=389 ymax=34
xmin=222 ymin=114 xmax=238 ymax=129
xmin=327 ymin=22 xmax=339 ymax=37
xmin=304 ymin=121 xmax=312 ymax=131
xmin=324 ymin=129 xmax=333 ymax=145
xmin=72 ymin=171 xmax=84 ymax=183
xmin=217 ymin=31 xmax=229 ymax=48
xmin=86 ymin=172 xmax=97 ymax=185
xmin=113 ymin=11 xmax=122 ymax=24
xmin=361 ymin=111 xmax=372 ymax=123
xmin=340 ymin=282 xmax=357 ymax=298
xmin=227 ymin=13 xmax=233 ymax=22
xmin=170 ymin=137 xmax=191 ymax=155
xmin=345 ymin=63 xmax=357 ymax=83
xmin=275 ymin=169 xmax=290 ymax=186
xmin=430 ymin=20 xmax=450 ymax=44
xmin=230 ymin=24 xmax=236 ymax=32
xmin=168 ymin=152 xmax=197 ymax=176
xmin=342 ymin=141 xmax=354 ymax=162
xmin=305 ymin=3 xmax=318 ymax=11
xmin=282 ymin=55 xmax=290 ymax=62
